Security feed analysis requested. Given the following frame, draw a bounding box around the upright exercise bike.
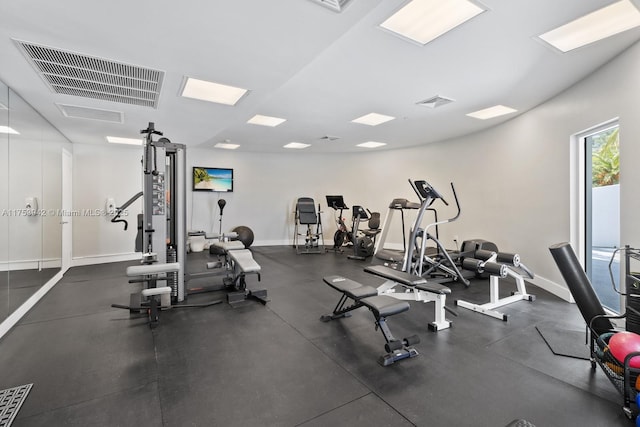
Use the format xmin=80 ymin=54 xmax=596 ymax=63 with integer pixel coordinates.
xmin=326 ymin=195 xmax=351 ymax=253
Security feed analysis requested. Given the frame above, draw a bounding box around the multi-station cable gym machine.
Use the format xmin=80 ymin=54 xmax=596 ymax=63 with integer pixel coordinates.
xmin=111 ymin=123 xmax=266 ymax=327
xmin=110 ymin=123 xmax=192 ymax=326
xmin=138 ymin=122 xmax=187 ymax=302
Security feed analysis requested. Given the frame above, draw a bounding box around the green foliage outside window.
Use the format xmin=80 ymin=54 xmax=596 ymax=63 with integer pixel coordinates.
xmin=592 ymin=128 xmax=619 ymax=187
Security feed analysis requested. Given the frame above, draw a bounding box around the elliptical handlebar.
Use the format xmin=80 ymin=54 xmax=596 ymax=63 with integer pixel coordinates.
xmin=410 ymin=179 xmax=448 ymax=206
xmin=448 ymin=183 xmax=461 ymax=222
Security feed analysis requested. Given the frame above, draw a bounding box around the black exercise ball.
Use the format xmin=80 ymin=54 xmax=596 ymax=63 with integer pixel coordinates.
xmin=232 ymin=226 xmax=254 ymax=248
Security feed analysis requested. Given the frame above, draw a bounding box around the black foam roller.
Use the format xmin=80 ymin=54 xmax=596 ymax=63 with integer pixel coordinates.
xmin=483 ymin=262 xmax=508 ymax=278
xmin=549 ymin=242 xmax=613 ymax=335
xmin=497 ymin=252 xmax=520 ymax=266
xmin=462 ymin=258 xmax=483 ymax=272
xmin=474 ymin=249 xmax=496 ymax=261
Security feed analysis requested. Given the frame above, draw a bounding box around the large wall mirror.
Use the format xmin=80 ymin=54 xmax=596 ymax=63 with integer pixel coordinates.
xmin=0 ymin=78 xmax=72 ymax=323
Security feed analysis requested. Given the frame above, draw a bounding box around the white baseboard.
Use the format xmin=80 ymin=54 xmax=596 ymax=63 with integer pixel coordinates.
xmin=0 ymin=270 xmax=64 ymax=340
xmin=528 ymin=275 xmax=574 ymax=303
xmin=71 ymin=252 xmax=142 ymax=267
xmin=0 ymin=258 xmax=62 ymax=272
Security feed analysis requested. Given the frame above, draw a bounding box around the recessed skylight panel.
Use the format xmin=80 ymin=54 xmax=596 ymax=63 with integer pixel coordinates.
xmin=284 ymin=142 xmax=311 ymax=149
xmin=538 ymin=0 xmax=640 ymax=52
xmin=215 ymin=142 xmax=240 ymax=150
xmin=466 ymin=105 xmax=517 ymax=120
xmin=247 ymin=114 xmax=286 ymax=127
xmin=0 ymin=126 xmax=19 ymax=135
xmin=106 ymin=136 xmax=142 ymax=145
xmin=357 ymin=141 xmax=387 ymax=148
xmin=181 ymin=77 xmax=249 ymax=106
xmin=351 ymin=113 xmax=395 ymax=126
xmin=380 ymin=0 xmax=485 ymax=45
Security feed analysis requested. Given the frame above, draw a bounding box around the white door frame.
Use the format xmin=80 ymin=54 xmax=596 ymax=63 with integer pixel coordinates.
xmin=61 ymin=147 xmax=72 ymax=272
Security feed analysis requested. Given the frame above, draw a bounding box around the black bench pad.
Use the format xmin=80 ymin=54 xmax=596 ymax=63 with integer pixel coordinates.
xmin=361 ymin=295 xmax=410 ymax=317
xmin=414 ymin=283 xmax=451 ymax=295
xmin=323 ymin=276 xmax=377 ymax=299
xmin=364 ymin=265 xmax=427 ymax=286
xmin=365 ymin=265 xmax=451 ymax=295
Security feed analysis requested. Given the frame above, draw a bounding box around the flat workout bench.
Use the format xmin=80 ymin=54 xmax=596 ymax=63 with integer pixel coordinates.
xmin=365 ymin=264 xmax=453 ymax=331
xmin=321 ymin=275 xmax=419 ymax=366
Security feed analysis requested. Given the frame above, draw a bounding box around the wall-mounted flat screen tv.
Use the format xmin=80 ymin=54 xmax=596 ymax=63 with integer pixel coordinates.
xmin=193 ymin=167 xmax=234 ymax=192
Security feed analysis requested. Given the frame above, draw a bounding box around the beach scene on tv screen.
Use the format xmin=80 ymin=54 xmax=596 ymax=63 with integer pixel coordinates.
xmin=193 ymin=167 xmax=232 ymax=191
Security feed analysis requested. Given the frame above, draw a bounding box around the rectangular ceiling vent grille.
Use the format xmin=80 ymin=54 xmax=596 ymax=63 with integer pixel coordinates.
xmin=14 ymin=40 xmax=164 ymax=108
xmin=417 ymin=95 xmax=455 ymax=109
xmin=56 ymin=104 xmax=124 ymax=123
xmin=320 ymin=135 xmax=340 ymax=141
xmin=308 ymin=0 xmax=353 ymax=12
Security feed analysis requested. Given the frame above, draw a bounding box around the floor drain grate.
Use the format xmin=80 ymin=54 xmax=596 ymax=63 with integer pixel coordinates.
xmin=0 ymin=384 xmax=33 ymax=427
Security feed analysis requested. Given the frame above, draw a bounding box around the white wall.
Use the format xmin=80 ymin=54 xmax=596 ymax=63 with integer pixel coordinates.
xmin=72 ymin=143 xmax=142 ymax=262
xmin=8 ymin=139 xmax=42 ymax=263
xmin=72 ymin=40 xmax=640 ymax=300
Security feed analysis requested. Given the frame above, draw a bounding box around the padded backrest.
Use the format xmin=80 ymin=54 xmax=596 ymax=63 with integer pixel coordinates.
xmin=297 ymin=197 xmax=318 ymax=225
xmin=368 ymin=212 xmax=381 ymax=230
xmin=549 ymin=242 xmax=613 ymax=335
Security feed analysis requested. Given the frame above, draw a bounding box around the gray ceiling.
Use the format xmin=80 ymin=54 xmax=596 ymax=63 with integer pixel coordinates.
xmin=1 ymin=0 xmax=639 ymax=153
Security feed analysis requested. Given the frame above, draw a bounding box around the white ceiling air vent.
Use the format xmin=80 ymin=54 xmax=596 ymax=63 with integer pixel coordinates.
xmin=14 ymin=40 xmax=164 ymax=108
xmin=56 ymin=104 xmax=124 ymax=123
xmin=308 ymin=0 xmax=353 ymax=12
xmin=416 ymin=95 xmax=455 ymax=108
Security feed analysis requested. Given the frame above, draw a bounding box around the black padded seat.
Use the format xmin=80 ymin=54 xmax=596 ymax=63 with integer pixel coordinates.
xmin=361 ymin=295 xmax=409 ymax=317
xmin=323 ymin=276 xmax=378 ymax=299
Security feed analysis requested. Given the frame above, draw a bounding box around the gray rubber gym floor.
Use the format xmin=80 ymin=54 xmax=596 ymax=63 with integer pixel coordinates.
xmin=0 ymin=246 xmax=632 ymax=426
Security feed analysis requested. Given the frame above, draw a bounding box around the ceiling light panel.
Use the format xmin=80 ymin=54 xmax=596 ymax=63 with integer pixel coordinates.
xmin=351 ymin=113 xmax=395 ymax=126
xmin=466 ymin=105 xmax=517 ymax=120
xmin=284 ymin=142 xmax=311 ymax=149
xmin=0 ymin=126 xmax=19 ymax=135
xmin=106 ymin=136 xmax=142 ymax=145
xmin=357 ymin=141 xmax=387 ymax=148
xmin=538 ymin=0 xmax=640 ymax=52
xmin=380 ymin=0 xmax=485 ymax=45
xmin=247 ymin=114 xmax=286 ymax=127
xmin=215 ymin=142 xmax=240 ymax=150
xmin=181 ymin=77 xmax=249 ymax=106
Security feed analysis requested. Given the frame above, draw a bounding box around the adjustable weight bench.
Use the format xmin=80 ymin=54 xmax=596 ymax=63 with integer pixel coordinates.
xmin=111 ymin=262 xmax=181 ymax=328
xmin=190 ymin=239 xmax=269 ymax=307
xmin=226 ymin=249 xmax=268 ymax=307
xmin=365 ymin=264 xmax=453 ymax=331
xmin=321 ymin=275 xmax=419 ymax=366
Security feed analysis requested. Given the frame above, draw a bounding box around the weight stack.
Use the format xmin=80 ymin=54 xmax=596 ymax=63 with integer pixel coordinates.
xmin=167 ymin=246 xmax=178 ymax=303
xmin=627 ymin=295 xmax=640 ymax=334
